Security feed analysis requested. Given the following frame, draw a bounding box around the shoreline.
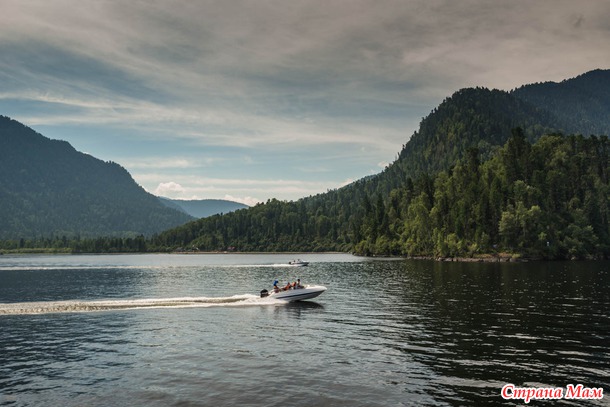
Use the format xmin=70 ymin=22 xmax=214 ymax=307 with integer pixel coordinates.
xmin=405 ymin=254 xmax=531 ymax=263
xmin=1 ymin=249 xmax=606 ymax=262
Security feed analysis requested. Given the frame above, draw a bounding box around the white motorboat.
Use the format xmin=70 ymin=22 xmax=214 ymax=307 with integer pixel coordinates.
xmin=260 ymin=285 xmax=326 ymax=302
xmin=288 ymin=259 xmax=309 ymax=266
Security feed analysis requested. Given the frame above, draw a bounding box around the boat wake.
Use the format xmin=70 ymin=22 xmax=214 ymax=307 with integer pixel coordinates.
xmin=0 ymin=295 xmax=286 ymax=315
xmin=0 ymin=265 xmax=152 ymax=271
xmin=226 ymin=264 xmax=305 ymax=268
xmin=1 ymin=264 xmax=301 ymax=271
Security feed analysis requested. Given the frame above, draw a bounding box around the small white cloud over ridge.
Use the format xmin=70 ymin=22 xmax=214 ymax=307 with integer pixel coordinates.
xmin=154 ymin=182 xmax=186 ymax=198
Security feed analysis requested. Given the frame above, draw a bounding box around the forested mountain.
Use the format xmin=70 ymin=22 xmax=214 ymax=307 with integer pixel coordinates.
xmin=151 ymin=131 xmax=609 ymax=259
xmin=512 ymin=69 xmax=610 ymax=137
xmin=0 ymin=116 xmax=193 ymax=239
xmin=151 ymin=70 xmax=610 ymax=259
xmin=377 ymin=70 xmax=610 ymax=195
xmin=159 ymin=197 xmax=248 ymax=218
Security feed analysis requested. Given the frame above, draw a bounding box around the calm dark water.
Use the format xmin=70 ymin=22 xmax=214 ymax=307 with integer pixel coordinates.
xmin=0 ymin=254 xmax=608 ymax=406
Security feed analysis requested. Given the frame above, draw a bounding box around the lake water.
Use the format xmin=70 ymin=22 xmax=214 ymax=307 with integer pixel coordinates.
xmin=0 ymin=254 xmax=608 ymax=406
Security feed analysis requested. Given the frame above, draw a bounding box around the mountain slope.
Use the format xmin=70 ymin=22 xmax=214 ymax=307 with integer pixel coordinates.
xmin=512 ymin=69 xmax=610 ymax=137
xmin=159 ymin=197 xmax=248 ymax=218
xmin=393 ymin=88 xmax=560 ymax=177
xmin=349 ymin=69 xmax=610 ymax=199
xmin=0 ymin=116 xmax=193 ymax=238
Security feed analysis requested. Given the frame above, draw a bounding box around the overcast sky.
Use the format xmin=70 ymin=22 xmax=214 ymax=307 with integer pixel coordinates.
xmin=1 ymin=0 xmax=609 ymax=204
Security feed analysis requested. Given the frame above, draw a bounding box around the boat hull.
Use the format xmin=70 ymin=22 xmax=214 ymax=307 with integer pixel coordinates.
xmin=267 ymin=285 xmax=326 ymax=302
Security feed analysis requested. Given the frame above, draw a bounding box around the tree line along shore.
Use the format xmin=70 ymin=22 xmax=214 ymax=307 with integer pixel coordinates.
xmin=2 ymin=132 xmax=609 ymax=261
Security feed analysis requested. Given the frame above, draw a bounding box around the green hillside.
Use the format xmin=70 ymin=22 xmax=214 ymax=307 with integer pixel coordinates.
xmin=512 ymin=69 xmax=610 ymax=137
xmin=150 ymin=70 xmax=610 ymax=259
xmin=0 ymin=116 xmax=193 ymax=239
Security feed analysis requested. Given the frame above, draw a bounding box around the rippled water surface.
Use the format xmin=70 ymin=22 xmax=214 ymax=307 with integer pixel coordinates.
xmin=0 ymin=254 xmax=608 ymax=406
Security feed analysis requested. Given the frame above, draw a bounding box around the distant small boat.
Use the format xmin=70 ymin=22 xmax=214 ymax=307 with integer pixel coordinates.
xmin=288 ymin=259 xmax=309 ymax=266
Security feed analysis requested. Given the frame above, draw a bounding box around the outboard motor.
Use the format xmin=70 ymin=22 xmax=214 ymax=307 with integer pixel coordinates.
xmin=260 ymin=289 xmax=269 ymax=298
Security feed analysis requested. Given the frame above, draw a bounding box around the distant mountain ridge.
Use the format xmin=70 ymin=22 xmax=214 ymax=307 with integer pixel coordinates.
xmin=512 ymin=69 xmax=610 ymax=137
xmin=0 ymin=116 xmax=193 ymax=239
xmin=159 ymin=197 xmax=248 ymax=218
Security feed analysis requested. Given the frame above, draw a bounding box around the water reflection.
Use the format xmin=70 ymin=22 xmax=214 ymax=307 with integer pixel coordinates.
xmin=0 ymin=313 xmax=135 ymax=403
xmin=0 ymin=255 xmax=608 ymax=406
xmin=368 ymin=260 xmax=610 ymax=405
xmin=279 ymin=301 xmax=323 ymax=319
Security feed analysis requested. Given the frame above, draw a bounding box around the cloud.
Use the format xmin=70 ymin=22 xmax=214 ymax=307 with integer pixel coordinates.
xmin=1 ymin=5 xmax=597 ymax=94
xmin=138 ymin=172 xmax=348 ymax=202
xmin=1 ymin=0 xmax=609 ymax=201
xmin=154 ymin=182 xmax=186 ymax=197
xmin=4 ymin=1 xmax=608 ymax=137
xmin=127 ymin=157 xmax=221 ymax=170
xmin=223 ymin=195 xmax=260 ymax=207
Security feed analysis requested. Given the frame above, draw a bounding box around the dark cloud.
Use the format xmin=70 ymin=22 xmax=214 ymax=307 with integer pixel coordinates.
xmin=1 ymin=0 xmax=608 ymax=200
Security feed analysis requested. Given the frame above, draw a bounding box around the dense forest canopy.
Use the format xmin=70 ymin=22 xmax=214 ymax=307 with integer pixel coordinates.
xmin=512 ymin=69 xmax=610 ymax=137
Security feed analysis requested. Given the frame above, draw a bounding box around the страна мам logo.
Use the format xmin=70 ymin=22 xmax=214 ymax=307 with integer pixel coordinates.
xmin=501 ymin=383 xmax=604 ymax=404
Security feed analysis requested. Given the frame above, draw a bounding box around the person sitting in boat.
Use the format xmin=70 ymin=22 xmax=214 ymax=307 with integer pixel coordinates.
xmin=273 ymin=280 xmax=280 ymax=293
xmin=283 ymin=282 xmax=292 ymax=291
xmin=296 ymin=278 xmax=303 ymax=289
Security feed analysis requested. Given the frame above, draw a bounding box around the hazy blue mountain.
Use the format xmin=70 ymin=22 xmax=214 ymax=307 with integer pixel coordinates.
xmin=158 ymin=197 xmax=248 ymax=218
xmin=0 ymin=116 xmax=193 ymax=239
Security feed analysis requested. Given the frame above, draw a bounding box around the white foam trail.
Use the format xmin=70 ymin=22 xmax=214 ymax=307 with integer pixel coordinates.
xmin=220 ymin=264 xmax=300 ymax=268
xmin=0 ymin=264 xmax=297 ymax=271
xmin=0 ymin=295 xmax=286 ymax=315
xmin=0 ymin=266 xmax=159 ymax=271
